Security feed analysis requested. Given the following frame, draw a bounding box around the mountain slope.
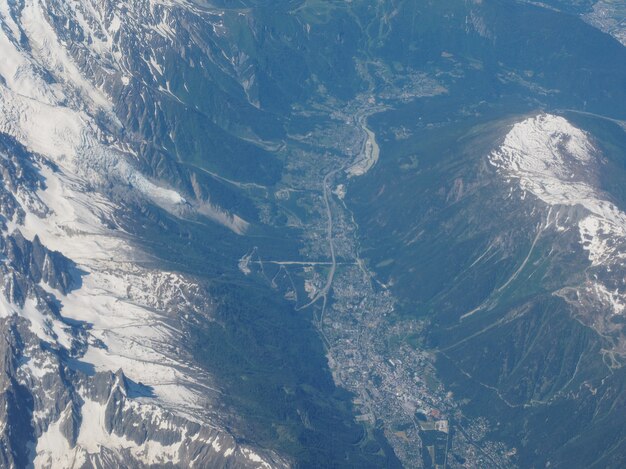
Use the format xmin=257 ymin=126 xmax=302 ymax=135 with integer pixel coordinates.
xmin=0 ymin=0 xmax=309 ymax=467
xmin=349 ymin=109 xmax=626 ymax=466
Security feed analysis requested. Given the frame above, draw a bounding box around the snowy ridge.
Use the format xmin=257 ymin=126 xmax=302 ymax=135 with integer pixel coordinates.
xmin=0 ymin=140 xmax=275 ymax=467
xmin=0 ymin=0 xmax=281 ymax=467
xmin=20 ymin=168 xmax=208 ymax=409
xmin=490 ymin=114 xmax=626 ymax=320
xmin=0 ymin=128 xmax=278 ymax=467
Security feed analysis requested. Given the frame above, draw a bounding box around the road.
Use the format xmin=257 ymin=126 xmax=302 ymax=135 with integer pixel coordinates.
xmin=297 ymin=166 xmax=343 ymax=313
xmin=300 ymin=112 xmax=380 ymax=312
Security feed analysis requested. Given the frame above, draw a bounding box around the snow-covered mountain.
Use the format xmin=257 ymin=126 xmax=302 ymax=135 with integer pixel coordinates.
xmin=490 ymin=114 xmax=626 ymax=356
xmin=0 ymin=1 xmax=286 ymax=467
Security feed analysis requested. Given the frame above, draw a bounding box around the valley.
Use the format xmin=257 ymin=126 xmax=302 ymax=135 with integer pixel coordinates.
xmin=243 ymin=92 xmax=515 ymax=467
